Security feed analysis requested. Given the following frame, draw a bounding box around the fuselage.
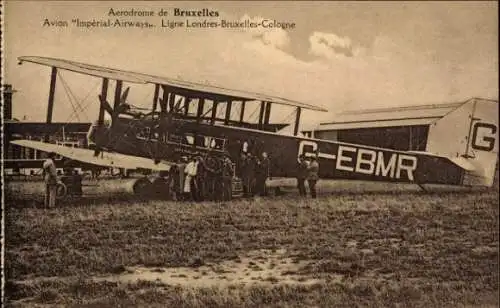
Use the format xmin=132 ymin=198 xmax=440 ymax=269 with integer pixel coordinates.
xmin=90 ymin=115 xmax=465 ymax=186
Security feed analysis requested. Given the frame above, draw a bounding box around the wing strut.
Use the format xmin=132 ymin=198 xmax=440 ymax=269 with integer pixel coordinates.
xmin=167 ymin=87 xmax=176 ymax=112
xmin=45 ymin=66 xmax=58 ymax=142
xmin=97 ymin=78 xmax=109 ymax=126
xmin=94 ymin=77 xmax=110 ymax=156
xmin=197 ymin=98 xmax=205 ymax=123
xmin=258 ymin=101 xmax=266 ymax=129
xmin=211 ymin=101 xmax=218 ymax=124
xmin=264 ymin=101 xmax=272 ymax=125
xmin=160 ymin=85 xmax=168 ymax=115
xmin=239 ymin=101 xmax=246 ymax=122
xmin=113 ymin=80 xmax=123 ymax=113
xmin=293 ymin=107 xmax=302 ymax=136
xmin=224 ymin=101 xmax=232 ymax=125
xmin=152 ymin=84 xmax=160 ymax=113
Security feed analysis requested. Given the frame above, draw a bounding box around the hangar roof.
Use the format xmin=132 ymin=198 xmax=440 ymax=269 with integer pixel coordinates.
xmin=317 ymin=118 xmax=438 ymax=130
xmin=311 ymin=98 xmax=496 ymax=131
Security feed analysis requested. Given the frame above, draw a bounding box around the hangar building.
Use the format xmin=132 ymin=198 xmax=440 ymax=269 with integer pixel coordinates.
xmin=303 ymin=97 xmax=499 ymax=186
xmin=303 ymin=98 xmax=497 ymax=152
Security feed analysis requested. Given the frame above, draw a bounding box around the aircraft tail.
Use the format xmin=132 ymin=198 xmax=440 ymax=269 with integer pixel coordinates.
xmin=426 ymin=98 xmax=498 ymax=187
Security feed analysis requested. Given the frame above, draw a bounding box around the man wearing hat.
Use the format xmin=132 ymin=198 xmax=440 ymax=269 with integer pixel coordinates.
xmin=256 ymin=152 xmax=270 ymax=196
xmin=243 ymin=152 xmax=257 ymax=197
xmin=221 ymin=154 xmax=234 ymax=201
xmin=172 ymin=156 xmax=188 ymax=200
xmin=194 ymin=156 xmax=206 ymax=201
xmin=296 ymin=154 xmax=308 ymax=196
xmin=307 ymin=154 xmax=320 ymax=198
xmin=43 ymin=152 xmax=58 ymax=208
xmin=184 ymin=156 xmax=198 ymax=200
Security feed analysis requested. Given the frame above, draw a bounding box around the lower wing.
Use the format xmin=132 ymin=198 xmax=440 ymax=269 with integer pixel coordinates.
xmin=10 ymin=140 xmax=172 ymax=171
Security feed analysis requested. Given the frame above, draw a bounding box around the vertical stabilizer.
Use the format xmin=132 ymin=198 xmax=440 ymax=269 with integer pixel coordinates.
xmin=427 ymin=98 xmax=498 ymax=187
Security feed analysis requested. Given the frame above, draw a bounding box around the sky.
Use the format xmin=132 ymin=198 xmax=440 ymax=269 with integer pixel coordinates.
xmin=4 ymin=1 xmax=498 ymax=130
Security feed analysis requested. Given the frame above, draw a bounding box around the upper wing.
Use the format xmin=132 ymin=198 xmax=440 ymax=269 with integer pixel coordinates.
xmin=18 ymin=56 xmax=328 ymax=112
xmin=10 ymin=140 xmax=172 ymax=171
xmin=18 ymin=56 xmax=147 ymax=84
xmin=139 ymin=74 xmax=329 ymax=112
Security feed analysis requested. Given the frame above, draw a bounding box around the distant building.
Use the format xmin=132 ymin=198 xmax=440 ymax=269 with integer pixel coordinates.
xmin=4 ymin=122 xmax=92 ymax=173
xmin=3 ymin=83 xmax=93 ymax=174
xmin=3 ymin=84 xmax=15 ymax=120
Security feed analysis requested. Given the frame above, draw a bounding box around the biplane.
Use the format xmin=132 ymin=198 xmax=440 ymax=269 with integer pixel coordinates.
xmin=9 ymin=56 xmax=499 ymax=198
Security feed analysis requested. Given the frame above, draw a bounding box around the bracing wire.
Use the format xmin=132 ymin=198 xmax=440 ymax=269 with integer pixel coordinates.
xmin=280 ymin=108 xmax=297 ymax=124
xmin=59 ymin=79 xmax=101 ymax=125
xmin=247 ymin=102 xmax=260 ymax=122
xmin=58 ymin=72 xmax=82 ymax=122
xmin=216 ymin=103 xmax=225 ymax=119
xmin=59 ymin=71 xmax=89 ymax=118
xmin=230 ymin=102 xmax=241 ymax=121
xmin=58 ymin=70 xmax=100 ymax=124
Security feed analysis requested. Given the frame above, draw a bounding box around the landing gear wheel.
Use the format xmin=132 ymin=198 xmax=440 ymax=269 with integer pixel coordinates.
xmin=133 ymin=178 xmax=153 ymax=197
xmin=56 ymin=182 xmax=67 ymax=199
xmin=274 ymin=187 xmax=285 ymax=196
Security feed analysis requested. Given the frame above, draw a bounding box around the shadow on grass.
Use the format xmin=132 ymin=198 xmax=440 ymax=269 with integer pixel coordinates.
xmin=5 ymin=186 xmax=494 ymax=209
xmin=4 ymin=194 xmax=166 ymax=209
xmin=278 ymin=187 xmax=493 ymax=199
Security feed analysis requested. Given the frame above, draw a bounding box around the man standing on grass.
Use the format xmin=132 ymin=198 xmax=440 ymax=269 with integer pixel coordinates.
xmin=213 ymin=157 xmax=226 ymax=201
xmin=296 ymin=154 xmax=308 ymax=196
xmin=307 ymin=155 xmax=319 ymax=199
xmin=238 ymin=152 xmax=248 ymax=196
xmin=256 ymin=152 xmax=270 ymax=196
xmin=174 ymin=156 xmax=188 ymax=201
xmin=221 ymin=155 xmax=234 ymax=201
xmin=195 ymin=156 xmax=206 ymax=201
xmin=184 ymin=156 xmax=198 ymax=201
xmin=43 ymin=152 xmax=58 ymax=208
xmin=243 ymin=152 xmax=257 ymax=197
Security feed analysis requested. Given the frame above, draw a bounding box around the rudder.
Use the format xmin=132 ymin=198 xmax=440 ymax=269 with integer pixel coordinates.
xmin=426 ymin=98 xmax=498 ymax=187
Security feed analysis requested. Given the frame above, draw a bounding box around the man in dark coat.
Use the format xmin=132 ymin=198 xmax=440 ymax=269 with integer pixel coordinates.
xmin=221 ymin=155 xmax=234 ymax=201
xmin=205 ymin=156 xmax=222 ymax=201
xmin=297 ymin=154 xmax=308 ymax=196
xmin=195 ymin=156 xmax=206 ymax=201
xmin=243 ymin=152 xmax=257 ymax=197
xmin=307 ymin=155 xmax=320 ymax=198
xmin=203 ymin=158 xmax=217 ymax=201
xmin=238 ymin=152 xmax=248 ymax=196
xmin=256 ymin=152 xmax=270 ymax=196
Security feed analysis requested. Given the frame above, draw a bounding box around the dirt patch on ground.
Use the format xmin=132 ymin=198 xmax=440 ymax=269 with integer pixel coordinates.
xmin=94 ymin=249 xmax=326 ymax=287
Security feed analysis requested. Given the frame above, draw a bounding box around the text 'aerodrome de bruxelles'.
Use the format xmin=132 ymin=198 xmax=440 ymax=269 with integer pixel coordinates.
xmin=106 ymin=8 xmax=296 ymax=30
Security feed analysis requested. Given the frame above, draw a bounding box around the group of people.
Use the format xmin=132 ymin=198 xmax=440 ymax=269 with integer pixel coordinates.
xmin=169 ymin=150 xmax=272 ymax=201
xmin=41 ymin=149 xmax=320 ymax=208
xmin=296 ymin=154 xmax=319 ymax=198
xmin=170 ymin=154 xmax=235 ymax=202
xmin=237 ymin=151 xmax=271 ymax=197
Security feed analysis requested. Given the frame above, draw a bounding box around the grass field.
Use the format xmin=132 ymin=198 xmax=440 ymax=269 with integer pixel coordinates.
xmin=4 ymin=179 xmax=499 ymax=307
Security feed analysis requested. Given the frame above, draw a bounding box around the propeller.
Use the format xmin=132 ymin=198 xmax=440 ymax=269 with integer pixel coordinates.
xmin=92 ymin=86 xmax=132 ymax=156
xmin=120 ymin=87 xmax=130 ymax=106
xmin=153 ymin=95 xmax=185 ymax=143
